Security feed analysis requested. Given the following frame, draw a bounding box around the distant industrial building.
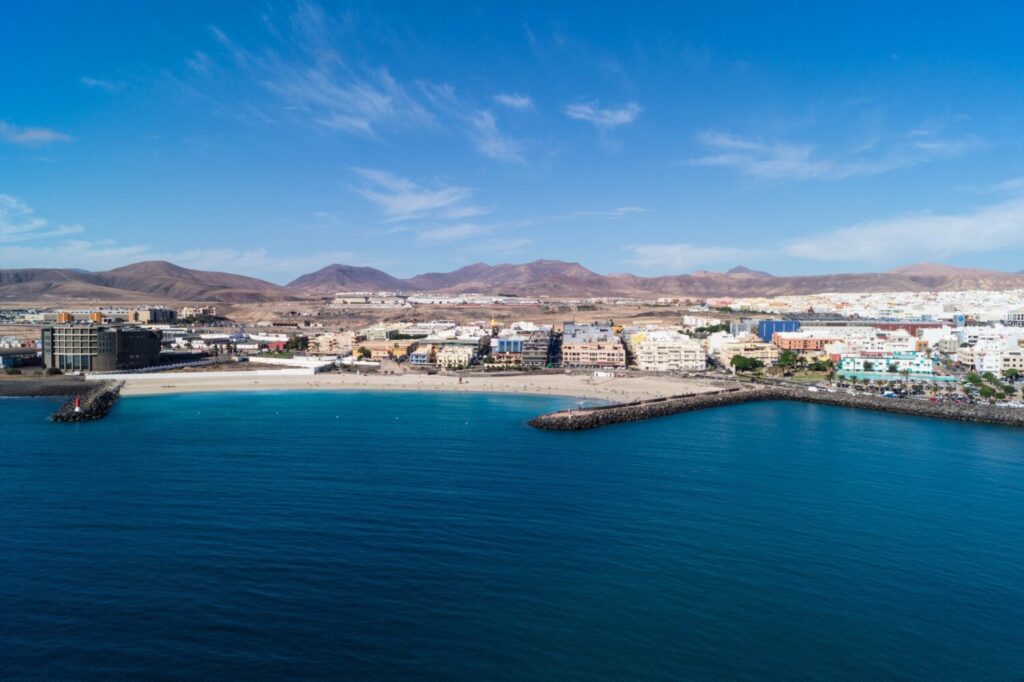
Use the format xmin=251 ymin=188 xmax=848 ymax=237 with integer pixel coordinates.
xmin=757 ymin=319 xmax=801 ymax=343
xmin=41 ymin=325 xmax=161 ymax=372
xmin=126 ymin=308 xmax=177 ymax=324
xmin=1007 ymin=311 xmax=1024 ymax=327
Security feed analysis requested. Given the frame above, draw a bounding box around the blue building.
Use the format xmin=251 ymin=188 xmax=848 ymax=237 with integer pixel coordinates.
xmin=491 ymin=338 xmax=524 ymax=354
xmin=757 ymin=320 xmax=801 ymax=343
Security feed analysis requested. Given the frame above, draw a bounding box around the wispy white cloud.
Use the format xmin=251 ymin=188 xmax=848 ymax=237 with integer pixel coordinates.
xmin=463 ymin=237 xmax=533 ymax=255
xmin=511 ymin=206 xmax=649 ymax=229
xmin=0 ymin=194 xmax=83 ymax=243
xmin=784 ymin=196 xmax=1024 ymax=263
xmin=0 ymin=193 xmax=355 ymax=279
xmin=690 ymin=126 xmax=982 ymax=180
xmin=909 ymin=135 xmax=982 ymax=157
xmin=564 ymin=101 xmax=642 ymax=128
xmin=986 ymin=177 xmax=1024 ymax=193
xmin=202 ymin=4 xmax=527 ymax=162
xmin=419 ymin=82 xmax=527 ymax=163
xmin=166 ymin=247 xmax=357 ymax=275
xmin=0 ymin=240 xmax=155 ymax=271
xmin=0 ymin=240 xmax=355 ymax=278
xmin=186 ymin=50 xmax=213 ymax=75
xmin=468 ymin=110 xmax=523 ymax=162
xmin=566 ymin=206 xmax=648 ymax=220
xmin=352 ymin=168 xmax=482 ymax=222
xmin=494 ymin=93 xmax=534 ymax=110
xmin=80 ymin=76 xmax=125 ymax=92
xmin=417 ymin=223 xmax=493 ymax=243
xmin=207 ymin=4 xmax=433 ymax=138
xmin=0 ymin=120 xmax=71 ymax=146
xmin=627 ymin=242 xmax=754 ymax=272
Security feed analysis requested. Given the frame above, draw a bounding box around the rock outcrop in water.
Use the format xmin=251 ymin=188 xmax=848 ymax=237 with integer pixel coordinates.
xmin=529 ymin=386 xmax=1024 ymax=431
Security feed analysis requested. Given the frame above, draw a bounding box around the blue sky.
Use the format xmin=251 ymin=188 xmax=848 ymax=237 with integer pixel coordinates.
xmin=3 ymin=1 xmax=1024 ymax=282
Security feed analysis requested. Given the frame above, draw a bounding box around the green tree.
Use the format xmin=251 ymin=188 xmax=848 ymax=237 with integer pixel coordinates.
xmin=730 ymin=355 xmax=763 ymax=372
xmin=285 ymin=335 xmax=309 ymax=351
xmin=778 ymin=350 xmax=799 ymax=368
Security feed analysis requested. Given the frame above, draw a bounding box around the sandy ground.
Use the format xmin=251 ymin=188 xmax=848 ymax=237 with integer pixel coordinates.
xmin=113 ymin=371 xmax=726 ymax=403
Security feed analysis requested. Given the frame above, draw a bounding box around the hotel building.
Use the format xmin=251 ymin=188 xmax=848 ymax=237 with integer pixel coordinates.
xmin=41 ymin=325 xmax=161 ymax=372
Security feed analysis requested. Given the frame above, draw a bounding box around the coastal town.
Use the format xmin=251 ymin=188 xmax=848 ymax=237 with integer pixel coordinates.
xmin=4 ymin=285 xmax=1024 ymax=410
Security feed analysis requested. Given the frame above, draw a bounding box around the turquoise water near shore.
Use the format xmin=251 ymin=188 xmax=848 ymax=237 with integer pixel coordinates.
xmin=2 ymin=391 xmax=1024 ymax=680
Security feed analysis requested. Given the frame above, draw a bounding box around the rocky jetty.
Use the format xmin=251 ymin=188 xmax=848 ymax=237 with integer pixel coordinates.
xmin=529 ymin=386 xmax=1024 ymax=431
xmin=51 ymin=381 xmax=124 ymax=423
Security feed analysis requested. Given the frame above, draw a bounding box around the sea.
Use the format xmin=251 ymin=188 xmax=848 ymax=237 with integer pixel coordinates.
xmin=2 ymin=391 xmax=1023 ymax=680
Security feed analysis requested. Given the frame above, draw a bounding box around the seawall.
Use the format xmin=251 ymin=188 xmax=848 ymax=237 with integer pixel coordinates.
xmin=0 ymin=377 xmax=89 ymax=397
xmin=529 ymin=386 xmax=1024 ymax=431
xmin=51 ymin=381 xmax=124 ymax=423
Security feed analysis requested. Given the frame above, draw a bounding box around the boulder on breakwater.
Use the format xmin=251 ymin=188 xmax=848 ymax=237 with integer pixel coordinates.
xmin=529 ymin=385 xmax=1024 ymax=431
xmin=51 ymin=381 xmax=124 ymax=423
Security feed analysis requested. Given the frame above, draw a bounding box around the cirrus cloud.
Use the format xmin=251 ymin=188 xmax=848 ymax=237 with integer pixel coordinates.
xmin=785 ymin=196 xmax=1024 ymax=263
xmin=0 ymin=120 xmax=71 ymax=146
xmin=493 ymin=93 xmax=534 ymax=110
xmin=564 ymin=101 xmax=642 ymax=128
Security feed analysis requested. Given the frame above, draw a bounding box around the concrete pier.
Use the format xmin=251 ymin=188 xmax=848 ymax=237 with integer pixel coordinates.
xmin=529 ymin=385 xmax=1024 ymax=431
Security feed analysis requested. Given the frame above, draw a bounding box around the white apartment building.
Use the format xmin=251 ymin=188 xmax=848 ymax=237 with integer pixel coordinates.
xmin=437 ymin=345 xmax=476 ymax=369
xmin=682 ymin=314 xmax=722 ymax=329
xmin=974 ymin=348 xmax=1024 ymax=374
xmin=634 ymin=337 xmax=706 ymax=371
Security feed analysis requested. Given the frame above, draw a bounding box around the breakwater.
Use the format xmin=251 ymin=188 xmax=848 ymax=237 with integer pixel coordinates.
xmin=51 ymin=381 xmax=123 ymax=422
xmin=529 ymin=385 xmax=1024 ymax=430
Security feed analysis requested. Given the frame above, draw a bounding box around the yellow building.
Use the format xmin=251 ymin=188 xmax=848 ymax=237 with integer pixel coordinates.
xmin=359 ymin=339 xmax=419 ymax=360
xmin=716 ymin=339 xmax=780 ymax=367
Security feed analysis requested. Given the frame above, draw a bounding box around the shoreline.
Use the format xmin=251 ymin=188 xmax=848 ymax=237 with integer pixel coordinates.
xmin=96 ymin=370 xmax=728 ymax=404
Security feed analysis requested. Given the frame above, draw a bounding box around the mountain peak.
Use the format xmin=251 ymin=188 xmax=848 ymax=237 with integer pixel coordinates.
xmin=287 ymin=263 xmax=405 ymax=292
xmin=726 ymin=265 xmax=773 ymax=277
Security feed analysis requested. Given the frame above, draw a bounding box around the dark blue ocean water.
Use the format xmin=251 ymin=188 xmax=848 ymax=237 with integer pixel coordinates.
xmin=2 ymin=391 xmax=1024 ymax=680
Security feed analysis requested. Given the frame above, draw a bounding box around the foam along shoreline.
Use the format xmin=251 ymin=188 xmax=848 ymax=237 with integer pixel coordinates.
xmin=88 ymin=370 xmax=727 ymax=404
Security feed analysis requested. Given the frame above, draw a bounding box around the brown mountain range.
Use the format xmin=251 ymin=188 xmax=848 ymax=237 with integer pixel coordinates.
xmin=0 ymin=261 xmax=293 ymax=303
xmin=288 ymin=260 xmax=1024 ymax=297
xmin=3 ymin=259 xmax=1024 ymax=302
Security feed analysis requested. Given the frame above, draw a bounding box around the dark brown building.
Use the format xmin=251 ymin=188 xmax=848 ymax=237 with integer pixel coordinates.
xmin=41 ymin=325 xmax=161 ymax=372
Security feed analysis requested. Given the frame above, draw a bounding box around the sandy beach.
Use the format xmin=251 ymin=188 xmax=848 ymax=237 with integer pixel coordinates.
xmin=108 ymin=370 xmax=726 ymax=403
